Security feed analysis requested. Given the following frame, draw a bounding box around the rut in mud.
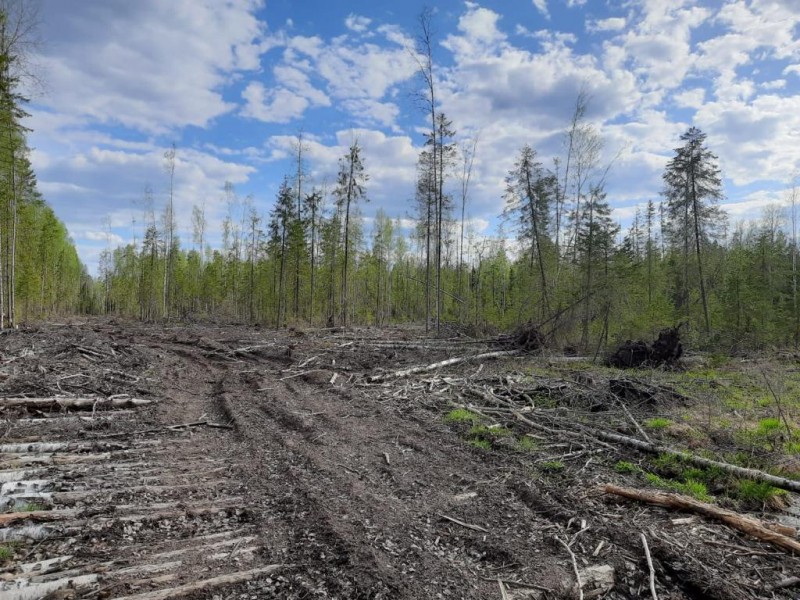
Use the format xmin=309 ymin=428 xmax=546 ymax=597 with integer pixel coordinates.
xmin=0 ymin=318 xmax=798 ymax=599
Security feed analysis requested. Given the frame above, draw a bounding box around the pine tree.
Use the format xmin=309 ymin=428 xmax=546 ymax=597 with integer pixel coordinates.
xmin=663 ymin=127 xmax=725 ymax=333
xmin=333 ymin=141 xmax=368 ymax=327
xmin=504 ymin=145 xmax=557 ymax=320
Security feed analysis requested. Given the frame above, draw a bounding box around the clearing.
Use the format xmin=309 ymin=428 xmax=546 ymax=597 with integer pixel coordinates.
xmin=1 ymin=318 xmax=799 ymax=599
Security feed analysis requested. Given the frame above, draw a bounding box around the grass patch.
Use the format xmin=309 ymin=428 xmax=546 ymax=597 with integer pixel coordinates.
xmin=19 ymin=502 xmax=46 ymax=513
xmin=470 ymin=438 xmax=492 ymax=451
xmin=0 ymin=545 xmax=12 ymax=562
xmin=540 ymin=460 xmax=565 ymax=473
xmin=445 ymin=408 xmax=481 ymax=423
xmin=644 ymin=472 xmax=712 ymax=501
xmin=614 ymin=460 xmax=639 ymax=474
xmin=736 ymin=480 xmax=789 ymax=509
xmin=516 ymin=436 xmax=539 ymax=452
xmin=645 ymin=417 xmax=672 ymax=430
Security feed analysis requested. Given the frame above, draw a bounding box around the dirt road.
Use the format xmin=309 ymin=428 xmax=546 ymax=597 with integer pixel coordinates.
xmin=1 ymin=319 xmax=797 ymax=599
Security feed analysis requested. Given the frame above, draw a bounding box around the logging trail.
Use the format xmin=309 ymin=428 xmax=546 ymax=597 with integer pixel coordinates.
xmin=0 ymin=318 xmax=798 ymax=599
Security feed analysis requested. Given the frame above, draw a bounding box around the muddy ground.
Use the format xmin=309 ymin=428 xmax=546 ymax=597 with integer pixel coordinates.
xmin=0 ymin=318 xmax=798 ymax=599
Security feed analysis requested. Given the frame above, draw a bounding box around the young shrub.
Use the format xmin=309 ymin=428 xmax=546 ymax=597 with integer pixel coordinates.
xmin=736 ymin=480 xmax=789 ymax=510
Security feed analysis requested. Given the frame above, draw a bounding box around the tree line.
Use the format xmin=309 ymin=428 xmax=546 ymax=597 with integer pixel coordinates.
xmin=93 ymin=9 xmax=800 ymax=352
xmin=0 ymin=0 xmax=89 ymax=328
xmin=3 ymin=3 xmax=798 ymax=353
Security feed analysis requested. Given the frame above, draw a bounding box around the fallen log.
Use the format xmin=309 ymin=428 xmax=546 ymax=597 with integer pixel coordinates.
xmin=512 ymin=411 xmax=800 ymax=494
xmin=601 ymin=484 xmax=800 ymax=555
xmin=0 ymin=397 xmax=154 ymax=411
xmin=112 ymin=565 xmax=291 ymax=600
xmin=0 ymin=508 xmax=77 ymax=527
xmin=368 ymin=350 xmax=519 ymax=382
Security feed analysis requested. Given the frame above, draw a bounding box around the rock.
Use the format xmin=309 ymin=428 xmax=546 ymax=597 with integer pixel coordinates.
xmin=579 ymin=564 xmax=615 ymax=599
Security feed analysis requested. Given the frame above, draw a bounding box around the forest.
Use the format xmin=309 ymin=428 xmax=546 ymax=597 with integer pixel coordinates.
xmin=0 ymin=5 xmax=798 ymax=357
xmin=5 ymin=4 xmax=800 ymax=599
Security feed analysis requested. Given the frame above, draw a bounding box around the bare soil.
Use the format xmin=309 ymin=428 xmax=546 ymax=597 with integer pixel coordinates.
xmin=1 ymin=318 xmax=798 ymax=599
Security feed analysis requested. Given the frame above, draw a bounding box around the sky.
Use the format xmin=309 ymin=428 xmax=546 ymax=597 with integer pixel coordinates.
xmin=25 ymin=0 xmax=800 ymax=274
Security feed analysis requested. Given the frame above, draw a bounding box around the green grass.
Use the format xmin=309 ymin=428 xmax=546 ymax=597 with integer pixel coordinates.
xmin=735 ymin=479 xmax=788 ymax=508
xmin=445 ymin=408 xmax=481 ymax=423
xmin=516 ymin=436 xmax=539 ymax=452
xmin=19 ymin=502 xmax=45 ymax=513
xmin=614 ymin=460 xmax=639 ymax=474
xmin=645 ymin=417 xmax=672 ymax=430
xmin=470 ymin=438 xmax=492 ymax=451
xmin=0 ymin=545 xmax=13 ymax=562
xmin=540 ymin=460 xmax=565 ymax=472
xmin=644 ymin=472 xmax=712 ymax=501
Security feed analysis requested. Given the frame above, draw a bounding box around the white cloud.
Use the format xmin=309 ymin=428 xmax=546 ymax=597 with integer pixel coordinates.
xmin=673 ymin=87 xmax=705 ymax=109
xmin=532 ymin=0 xmax=549 ymax=19
xmin=344 ymin=14 xmax=372 ymax=33
xmin=784 ymin=64 xmax=800 ymax=77
xmin=588 ymin=17 xmax=626 ymax=33
xmin=34 ymin=0 xmax=266 ymax=133
xmin=241 ymin=83 xmax=310 ymax=123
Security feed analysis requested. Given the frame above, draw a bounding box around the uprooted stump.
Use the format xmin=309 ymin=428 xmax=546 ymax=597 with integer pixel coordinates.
xmin=606 ymin=327 xmax=683 ymax=368
xmin=496 ymin=321 xmax=545 ymax=352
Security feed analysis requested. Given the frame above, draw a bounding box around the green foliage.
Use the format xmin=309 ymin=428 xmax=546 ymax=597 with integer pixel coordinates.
xmin=444 ymin=408 xmax=480 ymax=423
xmin=735 ymin=480 xmax=787 ymax=508
xmin=645 ymin=417 xmax=672 ymax=430
xmin=470 ymin=438 xmax=492 ymax=451
xmin=517 ymin=436 xmax=539 ymax=452
xmin=540 ymin=460 xmax=565 ymax=472
xmin=0 ymin=545 xmax=13 ymax=562
xmin=614 ymin=460 xmax=639 ymax=474
xmin=755 ymin=417 xmax=783 ymax=437
xmin=644 ymin=472 xmax=712 ymax=501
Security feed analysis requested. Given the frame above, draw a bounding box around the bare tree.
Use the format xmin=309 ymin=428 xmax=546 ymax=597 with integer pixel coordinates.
xmin=162 ymin=143 xmax=176 ymax=318
xmin=788 ymin=173 xmax=799 ymax=348
xmin=458 ymin=134 xmax=479 ymax=308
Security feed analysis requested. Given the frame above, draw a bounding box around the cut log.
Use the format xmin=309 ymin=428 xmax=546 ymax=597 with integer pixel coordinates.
xmin=0 ymin=508 xmax=77 ymax=527
xmin=0 ymin=573 xmax=98 ymax=600
xmin=601 ymin=484 xmax=800 ymax=554
xmin=0 ymin=397 xmax=154 ymax=411
xmin=112 ymin=565 xmax=291 ymax=600
xmin=368 ymin=350 xmax=519 ymax=382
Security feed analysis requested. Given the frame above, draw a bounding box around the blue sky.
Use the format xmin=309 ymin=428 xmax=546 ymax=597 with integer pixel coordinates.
xmin=26 ymin=0 xmax=800 ymax=273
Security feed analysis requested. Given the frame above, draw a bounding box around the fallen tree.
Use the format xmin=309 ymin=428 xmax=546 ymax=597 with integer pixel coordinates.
xmin=601 ymin=484 xmax=800 ymax=554
xmin=512 ymin=410 xmax=800 ymax=494
xmin=367 ymin=350 xmax=519 ymax=382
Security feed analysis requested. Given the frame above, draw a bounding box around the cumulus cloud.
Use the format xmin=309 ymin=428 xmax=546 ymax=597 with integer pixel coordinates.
xmin=35 ymin=0 xmax=265 ymax=134
xmin=532 ymin=0 xmax=549 ymax=20
xmin=344 ymin=14 xmax=371 ymax=33
xmin=588 ymin=17 xmax=626 ymax=33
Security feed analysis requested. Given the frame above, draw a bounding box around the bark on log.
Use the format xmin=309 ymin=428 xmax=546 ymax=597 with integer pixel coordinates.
xmin=0 ymin=508 xmax=77 ymax=527
xmin=0 ymin=397 xmax=154 ymax=410
xmin=112 ymin=565 xmax=290 ymax=600
xmin=368 ymin=350 xmax=519 ymax=382
xmin=601 ymin=484 xmax=800 ymax=554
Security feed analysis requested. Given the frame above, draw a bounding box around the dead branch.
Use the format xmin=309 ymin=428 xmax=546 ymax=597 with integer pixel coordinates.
xmin=641 ymin=533 xmax=658 ymax=600
xmin=368 ymin=350 xmax=519 ymax=382
xmin=601 ymin=484 xmax=800 ymax=555
xmin=438 ymin=513 xmax=489 ymax=533
xmin=555 ymin=536 xmax=583 ymax=600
